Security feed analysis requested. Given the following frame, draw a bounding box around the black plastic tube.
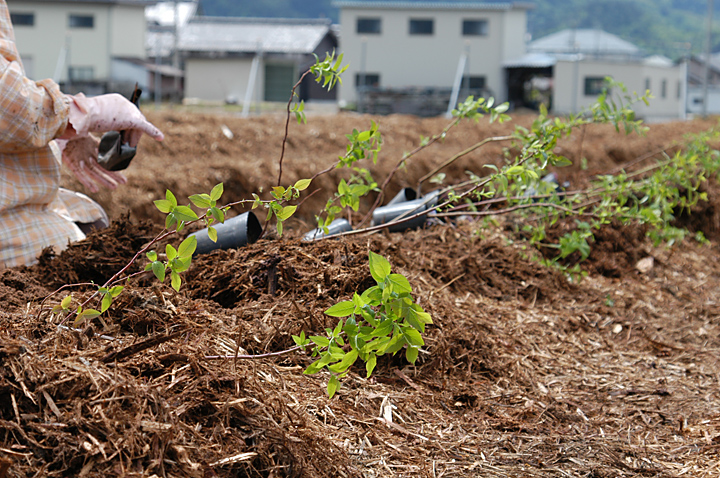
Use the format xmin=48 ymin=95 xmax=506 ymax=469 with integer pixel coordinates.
xmin=190 ymin=211 xmax=262 ymax=255
xmin=371 ymin=190 xmax=440 ymax=233
xmin=303 ymin=218 xmax=353 ymax=241
xmin=386 ymin=187 xmax=418 ymax=206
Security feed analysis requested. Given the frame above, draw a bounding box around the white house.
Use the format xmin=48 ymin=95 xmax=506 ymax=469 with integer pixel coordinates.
xmin=177 ymin=17 xmax=338 ymax=105
xmin=685 ymin=53 xmax=720 ymax=116
xmin=507 ymin=29 xmax=685 ymax=122
xmin=7 ymin=0 xmax=154 ymax=97
xmin=332 ymin=1 xmax=532 ymax=114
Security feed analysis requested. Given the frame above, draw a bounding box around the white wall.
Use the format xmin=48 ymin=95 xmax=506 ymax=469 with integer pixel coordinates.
xmin=552 ymin=59 xmax=683 ymax=121
xmin=8 ymin=1 xmax=147 ymax=83
xmin=337 ymin=6 xmax=527 ymax=104
xmin=185 ymin=57 xmax=258 ymax=103
xmin=687 ymin=86 xmax=720 ymax=115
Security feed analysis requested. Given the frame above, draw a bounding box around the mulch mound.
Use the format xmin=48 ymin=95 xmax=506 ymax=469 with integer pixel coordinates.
xmin=2 ymin=112 xmax=720 ymax=477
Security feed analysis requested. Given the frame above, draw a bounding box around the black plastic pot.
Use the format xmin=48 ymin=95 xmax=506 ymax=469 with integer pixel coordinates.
xmin=303 ymin=218 xmax=353 ymax=241
xmin=190 ymin=211 xmax=262 ymax=255
xmin=371 ymin=190 xmax=440 ymax=233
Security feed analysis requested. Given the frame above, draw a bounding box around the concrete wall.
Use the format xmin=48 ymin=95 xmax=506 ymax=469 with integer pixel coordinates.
xmin=185 ymin=57 xmax=257 ymax=103
xmin=687 ymin=86 xmax=720 ymax=115
xmin=337 ymin=6 xmax=527 ymax=105
xmin=8 ymin=1 xmax=146 ymax=83
xmin=552 ymin=59 xmax=684 ymax=121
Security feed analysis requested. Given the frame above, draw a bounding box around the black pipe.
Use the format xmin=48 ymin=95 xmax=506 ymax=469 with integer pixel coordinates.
xmin=386 ymin=187 xmax=418 ymax=206
xmin=371 ymin=190 xmax=440 ymax=233
xmin=190 ymin=211 xmax=262 ymax=255
xmin=303 ymin=218 xmax=353 ymax=241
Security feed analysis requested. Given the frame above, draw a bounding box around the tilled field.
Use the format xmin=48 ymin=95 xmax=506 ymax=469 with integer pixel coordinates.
xmin=1 ymin=110 xmax=719 ymax=477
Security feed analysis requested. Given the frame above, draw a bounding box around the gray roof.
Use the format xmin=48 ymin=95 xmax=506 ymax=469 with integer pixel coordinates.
xmin=178 ymin=17 xmax=334 ymax=55
xmin=332 ymin=1 xmax=532 ymax=10
xmin=504 ymin=52 xmax=556 ymax=68
xmin=528 ymin=29 xmax=642 ymax=59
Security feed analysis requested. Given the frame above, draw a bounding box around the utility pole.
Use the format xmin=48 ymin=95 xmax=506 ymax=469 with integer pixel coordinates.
xmin=702 ymin=0 xmax=714 ymax=117
xmin=173 ymin=0 xmax=180 ymax=102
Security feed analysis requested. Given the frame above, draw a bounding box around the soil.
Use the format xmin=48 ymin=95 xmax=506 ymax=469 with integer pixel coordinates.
xmin=2 ymin=109 xmax=720 ymax=477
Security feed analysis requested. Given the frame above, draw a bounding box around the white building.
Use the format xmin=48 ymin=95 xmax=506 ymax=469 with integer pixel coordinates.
xmin=178 ymin=17 xmax=338 ymax=105
xmin=333 ymin=1 xmax=532 ymax=113
xmin=7 ymin=0 xmax=154 ymax=96
xmin=508 ymin=29 xmax=685 ymax=122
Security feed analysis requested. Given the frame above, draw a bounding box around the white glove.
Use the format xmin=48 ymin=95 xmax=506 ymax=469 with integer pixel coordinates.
xmin=64 ymin=93 xmax=164 ymax=146
xmin=56 ymin=136 xmax=127 ymax=193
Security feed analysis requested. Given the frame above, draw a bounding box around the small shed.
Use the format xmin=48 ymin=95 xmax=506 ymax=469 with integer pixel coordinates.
xmin=179 ymin=17 xmax=338 ymax=104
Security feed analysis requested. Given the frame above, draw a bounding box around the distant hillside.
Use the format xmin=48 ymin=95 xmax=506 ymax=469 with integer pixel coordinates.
xmin=197 ymin=0 xmax=716 ymax=60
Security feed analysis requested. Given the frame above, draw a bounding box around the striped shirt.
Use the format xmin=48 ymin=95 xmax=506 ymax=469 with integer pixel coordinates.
xmin=0 ymin=0 xmax=104 ymax=268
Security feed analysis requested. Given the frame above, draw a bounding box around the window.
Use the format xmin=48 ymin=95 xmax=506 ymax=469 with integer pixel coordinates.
xmin=69 ymin=14 xmax=94 ymax=28
xmin=677 ymin=80 xmax=682 ymax=99
xmin=357 ymin=18 xmax=381 ymax=34
xmin=584 ymin=77 xmax=606 ymax=96
xmin=661 ymin=79 xmax=667 ymax=98
xmin=409 ymin=19 xmax=434 ymax=35
xmin=462 ymin=19 xmax=488 ymax=36
xmin=10 ymin=13 xmax=34 ymax=26
xmin=644 ymin=78 xmax=650 ymax=92
xmin=356 ymin=73 xmax=380 ymax=88
xmin=461 ymin=75 xmax=486 ymax=91
xmin=69 ymin=66 xmax=94 ymax=81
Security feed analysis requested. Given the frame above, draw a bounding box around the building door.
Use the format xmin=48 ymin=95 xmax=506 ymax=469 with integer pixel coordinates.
xmin=264 ymin=64 xmax=295 ymax=102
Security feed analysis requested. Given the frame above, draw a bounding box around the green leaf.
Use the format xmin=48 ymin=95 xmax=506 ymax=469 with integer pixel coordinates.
xmin=368 ymin=251 xmax=391 ymax=283
xmin=209 ymin=207 xmax=224 ymax=224
xmin=210 ymin=183 xmax=224 ymax=201
xmin=294 ymin=178 xmax=312 ymax=191
xmin=166 ymin=244 xmax=178 ymax=261
xmin=174 ymin=205 xmax=199 ymax=222
xmin=372 ymin=318 xmax=394 ymax=338
xmin=151 ymin=261 xmax=166 ymax=282
xmin=60 ymin=295 xmax=72 ymax=309
xmin=365 ymin=353 xmax=377 ymax=378
xmin=171 ymin=271 xmax=181 ymax=292
xmin=208 ymin=226 xmax=218 ymax=243
xmin=325 ymin=300 xmax=355 ymax=317
xmin=387 ymin=273 xmax=412 ymax=294
xmin=310 ymin=335 xmax=330 ymax=347
xmin=328 ymin=349 xmax=358 ymax=374
xmin=165 ymin=189 xmax=178 ymax=207
xmin=101 ymin=294 xmax=112 ymax=313
xmin=154 ymin=199 xmax=173 ymax=214
xmin=292 ymin=331 xmax=307 ymax=346
xmin=109 ymin=286 xmax=124 ymax=297
xmin=402 ymin=327 xmax=424 ymax=347
xmin=553 ymin=156 xmax=573 ymax=167
xmin=271 ymin=186 xmax=285 ymax=199
xmin=276 ymin=205 xmax=297 ymax=221
xmin=304 ymin=358 xmax=324 ymax=375
xmin=327 ymin=375 xmax=341 ymax=399
xmin=505 ymin=165 xmax=524 ymax=176
xmin=189 ymin=194 xmax=211 ymax=209
xmin=405 ymin=346 xmax=419 ymax=364
xmin=178 ymin=235 xmax=197 ymax=258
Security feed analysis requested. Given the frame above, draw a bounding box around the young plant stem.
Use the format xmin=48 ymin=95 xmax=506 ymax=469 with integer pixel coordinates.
xmin=416 ymin=135 xmax=514 ymax=193
xmin=356 ymin=116 xmax=464 ymax=228
xmin=204 ymin=345 xmax=304 ymax=360
xmin=277 ymin=70 xmax=314 ymax=188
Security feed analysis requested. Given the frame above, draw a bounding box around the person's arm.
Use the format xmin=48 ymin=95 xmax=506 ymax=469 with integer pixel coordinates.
xmin=0 ymin=1 xmax=70 ymax=152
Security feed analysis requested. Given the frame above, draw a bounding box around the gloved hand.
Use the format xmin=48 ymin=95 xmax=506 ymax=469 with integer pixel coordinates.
xmin=55 ymin=136 xmax=128 ymax=193
xmin=63 ymin=93 xmax=164 ymax=146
